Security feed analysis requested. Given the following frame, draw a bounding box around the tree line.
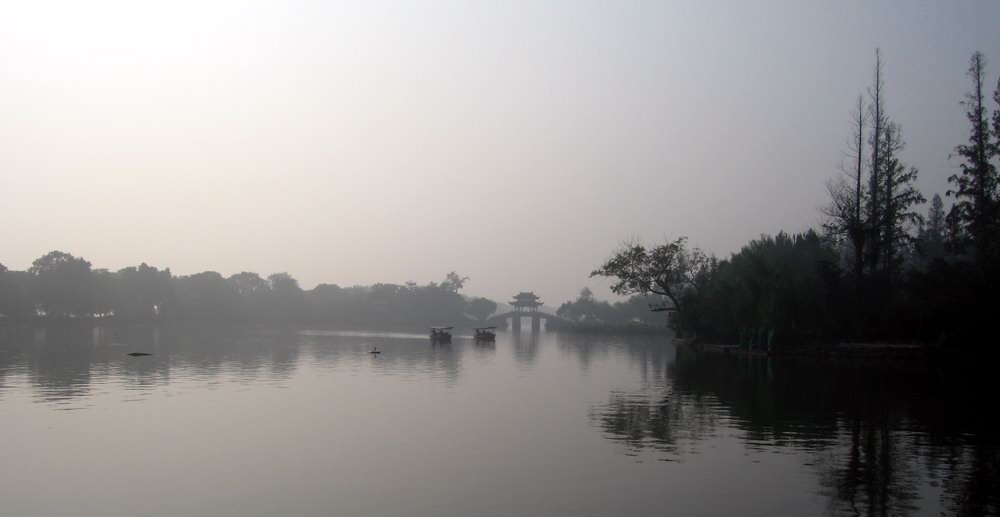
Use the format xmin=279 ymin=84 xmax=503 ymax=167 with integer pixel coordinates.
xmin=0 ymin=256 xmax=501 ymax=327
xmin=554 ymin=287 xmax=670 ymax=332
xmin=592 ymin=50 xmax=1000 ymax=351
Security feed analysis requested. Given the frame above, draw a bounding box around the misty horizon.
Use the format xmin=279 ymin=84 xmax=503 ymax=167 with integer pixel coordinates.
xmin=4 ymin=2 xmax=1000 ymax=515
xmin=3 ymin=2 xmax=999 ymax=305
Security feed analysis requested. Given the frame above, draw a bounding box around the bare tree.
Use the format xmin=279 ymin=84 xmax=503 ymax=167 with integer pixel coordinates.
xmin=823 ymin=95 xmax=868 ymax=297
xmin=866 ymin=48 xmax=888 ymax=275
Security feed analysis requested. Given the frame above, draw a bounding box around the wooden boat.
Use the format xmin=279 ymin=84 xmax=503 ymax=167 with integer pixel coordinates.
xmin=473 ymin=326 xmax=496 ymax=341
xmin=429 ymin=326 xmax=453 ymax=342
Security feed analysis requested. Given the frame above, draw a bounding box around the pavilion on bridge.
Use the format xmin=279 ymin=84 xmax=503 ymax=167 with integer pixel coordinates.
xmin=510 ymin=292 xmax=544 ymax=332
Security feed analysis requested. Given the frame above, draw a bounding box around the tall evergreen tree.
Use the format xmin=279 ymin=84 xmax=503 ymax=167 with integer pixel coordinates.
xmin=879 ymin=122 xmax=924 ymax=285
xmin=918 ymin=194 xmax=946 ymax=261
xmin=948 ymin=51 xmax=999 ymax=264
xmin=849 ymin=50 xmax=924 ymax=287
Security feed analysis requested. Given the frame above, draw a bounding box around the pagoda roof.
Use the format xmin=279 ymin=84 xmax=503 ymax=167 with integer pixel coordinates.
xmin=512 ymin=292 xmax=540 ymax=300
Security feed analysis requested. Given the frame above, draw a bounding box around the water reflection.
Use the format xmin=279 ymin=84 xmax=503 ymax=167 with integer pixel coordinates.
xmin=588 ymin=342 xmax=999 ymax=515
xmin=508 ymin=329 xmax=540 ymax=371
xmin=300 ymin=329 xmax=465 ymax=384
xmin=589 ymin=389 xmax=722 ymax=461
xmin=0 ymin=325 xmax=305 ymax=406
xmin=1 ymin=325 xmax=997 ymax=515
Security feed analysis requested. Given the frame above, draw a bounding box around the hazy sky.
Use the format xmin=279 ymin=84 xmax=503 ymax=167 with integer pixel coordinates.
xmin=2 ymin=1 xmax=999 ymax=304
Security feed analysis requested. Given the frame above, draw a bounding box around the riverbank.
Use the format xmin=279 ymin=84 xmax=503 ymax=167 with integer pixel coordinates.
xmin=686 ymin=341 xmax=955 ymax=360
xmin=555 ymin=320 xmax=670 ymax=335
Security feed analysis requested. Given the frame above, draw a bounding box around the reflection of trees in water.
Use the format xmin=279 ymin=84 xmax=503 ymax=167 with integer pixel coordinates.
xmin=556 ymin=332 xmax=611 ymax=371
xmin=166 ymin=326 xmax=302 ymax=381
xmin=816 ymin=413 xmax=921 ymax=516
xmin=0 ymin=325 xmax=303 ymax=403
xmin=556 ymin=333 xmax=670 ymax=382
xmin=714 ymin=353 xmax=997 ymax=515
xmin=936 ymin=442 xmax=1000 ymax=516
xmin=586 ymin=337 xmax=714 ymax=459
xmin=590 ymin=342 xmax=999 ymax=514
xmin=2 ymin=326 xmax=101 ymax=402
xmin=590 ymin=389 xmax=719 ymax=459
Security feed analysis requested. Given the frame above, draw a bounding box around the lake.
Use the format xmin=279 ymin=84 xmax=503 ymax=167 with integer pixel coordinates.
xmin=0 ymin=325 xmax=996 ymax=516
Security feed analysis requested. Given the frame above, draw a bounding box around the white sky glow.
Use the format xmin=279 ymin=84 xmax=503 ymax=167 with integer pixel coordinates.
xmin=2 ymin=1 xmax=999 ymax=303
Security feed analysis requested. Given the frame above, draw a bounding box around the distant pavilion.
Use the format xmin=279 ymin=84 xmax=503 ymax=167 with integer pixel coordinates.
xmin=510 ymin=292 xmax=543 ymax=332
xmin=511 ymin=292 xmax=543 ymax=313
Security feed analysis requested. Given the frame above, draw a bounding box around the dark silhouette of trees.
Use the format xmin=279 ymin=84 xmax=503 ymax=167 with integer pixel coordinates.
xmin=0 ymin=263 xmax=9 ymax=316
xmin=0 ymin=268 xmax=33 ymax=317
xmin=878 ymin=122 xmax=925 ymax=287
xmin=905 ymin=51 xmax=1000 ymax=350
xmin=823 ymin=95 xmax=868 ymax=309
xmin=426 ymin=272 xmax=469 ymax=323
xmin=554 ymin=288 xmax=670 ymax=331
xmin=174 ymin=271 xmax=239 ymax=322
xmin=1 ymin=250 xmax=486 ymax=328
xmin=591 ymin=237 xmax=714 ymax=336
xmin=857 ymin=51 xmax=925 ymax=290
xmin=821 ymin=51 xmax=925 ymax=338
xmin=115 ymin=264 xmax=174 ymax=321
xmin=29 ymin=251 xmax=93 ymax=317
xmin=588 ymin=50 xmax=999 ymax=347
xmin=557 ymin=288 xmax=615 ymax=323
xmin=304 ymin=283 xmax=346 ymax=322
xmin=466 ymin=297 xmax=497 ymax=322
xmin=686 ymin=231 xmax=841 ymax=346
xmin=0 ymin=263 xmax=22 ymax=318
xmin=229 ymin=271 xmax=269 ymax=298
xmin=267 ymin=272 xmax=305 ymax=322
xmin=948 ymin=51 xmax=1000 ymax=265
xmin=866 ymin=49 xmax=888 ymax=276
xmin=229 ymin=271 xmax=270 ymax=320
xmin=90 ymin=269 xmax=118 ymax=317
xmin=439 ymin=271 xmax=468 ymax=293
xmin=916 ymin=194 xmax=947 ymax=263
xmin=296 ymin=274 xmax=476 ymax=328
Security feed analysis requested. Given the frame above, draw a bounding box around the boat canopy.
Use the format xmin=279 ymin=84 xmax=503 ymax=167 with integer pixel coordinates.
xmin=430 ymin=326 xmax=454 ymax=330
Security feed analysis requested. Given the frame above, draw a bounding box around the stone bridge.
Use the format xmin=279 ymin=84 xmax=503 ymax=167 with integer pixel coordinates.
xmin=485 ymin=311 xmax=570 ymax=331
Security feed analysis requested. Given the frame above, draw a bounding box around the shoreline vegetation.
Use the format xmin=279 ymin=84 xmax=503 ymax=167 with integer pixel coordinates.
xmin=0 ymin=257 xmax=670 ymax=334
xmin=588 ymin=50 xmax=1000 ymax=356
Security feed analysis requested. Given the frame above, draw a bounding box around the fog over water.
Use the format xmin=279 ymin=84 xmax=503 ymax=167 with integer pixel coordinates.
xmin=2 ymin=1 xmax=999 ymax=303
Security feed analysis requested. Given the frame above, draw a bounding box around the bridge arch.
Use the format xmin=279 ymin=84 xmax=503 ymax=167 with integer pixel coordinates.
xmin=485 ymin=311 xmax=570 ymax=331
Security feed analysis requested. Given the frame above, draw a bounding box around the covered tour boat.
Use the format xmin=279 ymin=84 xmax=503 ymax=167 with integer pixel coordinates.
xmin=429 ymin=326 xmax=453 ymax=342
xmin=473 ymin=326 xmax=496 ymax=341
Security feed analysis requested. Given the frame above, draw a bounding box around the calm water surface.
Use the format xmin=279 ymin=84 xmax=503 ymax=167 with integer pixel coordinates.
xmin=1 ymin=325 xmax=996 ymax=516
